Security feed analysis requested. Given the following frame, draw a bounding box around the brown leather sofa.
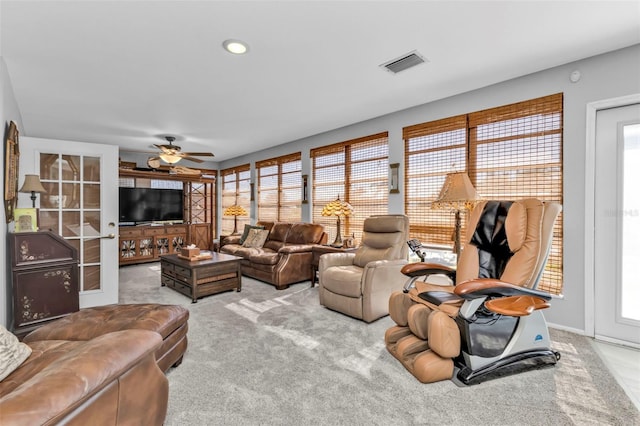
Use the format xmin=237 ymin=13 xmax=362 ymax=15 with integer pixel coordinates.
xmin=0 ymin=329 xmax=168 ymax=425
xmin=220 ymin=221 xmax=327 ymax=289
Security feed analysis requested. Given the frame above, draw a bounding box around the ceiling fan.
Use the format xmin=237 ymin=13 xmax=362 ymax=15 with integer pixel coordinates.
xmin=147 ymin=136 xmax=215 ymax=166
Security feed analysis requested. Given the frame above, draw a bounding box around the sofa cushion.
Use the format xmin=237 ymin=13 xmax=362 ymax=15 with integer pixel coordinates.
xmin=321 ymin=265 xmax=364 ymax=298
xmin=0 ymin=325 xmax=32 ymax=382
xmin=286 ymin=223 xmax=324 ymax=244
xmin=242 ymin=229 xmax=270 ymax=248
xmin=239 ymin=224 xmax=265 ymax=245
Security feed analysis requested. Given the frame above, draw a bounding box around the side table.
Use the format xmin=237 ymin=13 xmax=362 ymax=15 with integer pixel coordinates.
xmin=310 ymin=245 xmax=357 ymax=287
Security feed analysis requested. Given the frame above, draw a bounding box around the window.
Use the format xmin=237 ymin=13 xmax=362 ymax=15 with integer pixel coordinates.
xmin=311 ymin=132 xmax=389 ymax=242
xmin=221 ymin=164 xmax=250 ymax=235
xmin=404 ymin=94 xmax=563 ymax=294
xmin=256 ymin=153 xmax=302 ymax=222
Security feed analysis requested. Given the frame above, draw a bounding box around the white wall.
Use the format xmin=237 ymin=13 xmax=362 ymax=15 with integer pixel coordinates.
xmin=1 ymin=56 xmax=25 ymax=327
xmin=216 ymin=44 xmax=640 ymax=333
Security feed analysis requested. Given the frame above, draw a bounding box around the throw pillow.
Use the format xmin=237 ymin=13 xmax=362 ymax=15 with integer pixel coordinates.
xmin=0 ymin=325 xmax=32 ymax=381
xmin=242 ymin=229 xmax=270 ymax=248
xmin=239 ymin=224 xmax=265 ymax=245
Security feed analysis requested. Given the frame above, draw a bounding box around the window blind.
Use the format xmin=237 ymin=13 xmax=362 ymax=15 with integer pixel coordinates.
xmin=221 ymin=164 xmax=250 ymax=235
xmin=311 ymin=132 xmax=389 ymax=242
xmin=256 ymin=153 xmax=302 ymax=222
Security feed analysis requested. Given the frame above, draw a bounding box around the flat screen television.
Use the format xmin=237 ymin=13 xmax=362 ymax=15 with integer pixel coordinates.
xmin=119 ymin=187 xmax=184 ymax=224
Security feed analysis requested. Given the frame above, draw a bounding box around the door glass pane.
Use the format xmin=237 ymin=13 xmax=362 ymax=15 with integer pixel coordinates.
xmin=61 ymin=155 xmax=80 ymax=181
xmin=62 ymin=211 xmax=81 ymax=237
xmin=622 ymin=123 xmax=640 ymax=321
xmin=84 ymin=156 xmax=101 ymax=181
xmin=39 ymin=210 xmax=59 ymax=234
xmin=83 ymin=265 xmax=101 ymax=291
xmin=84 ymin=238 xmax=100 ymax=263
xmin=62 ymin=183 xmax=80 ymax=208
xmin=83 ymin=184 xmax=100 ymax=209
xmin=40 ymin=154 xmax=59 ymax=180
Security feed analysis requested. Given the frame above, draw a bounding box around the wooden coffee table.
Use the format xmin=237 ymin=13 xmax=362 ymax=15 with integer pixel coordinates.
xmin=160 ymin=252 xmax=242 ymax=303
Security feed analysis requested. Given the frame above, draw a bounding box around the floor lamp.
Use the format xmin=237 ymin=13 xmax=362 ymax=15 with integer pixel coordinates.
xmin=432 ymin=172 xmax=479 ymax=260
xmin=321 ymin=196 xmax=354 ymax=248
xmin=223 ymin=204 xmax=248 ymax=235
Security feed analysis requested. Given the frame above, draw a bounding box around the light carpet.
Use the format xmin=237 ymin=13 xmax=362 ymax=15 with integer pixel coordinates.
xmin=119 ymin=263 xmax=639 ymax=425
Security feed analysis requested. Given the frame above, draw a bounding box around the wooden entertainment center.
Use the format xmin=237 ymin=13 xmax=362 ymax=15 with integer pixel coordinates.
xmin=118 ymin=168 xmax=216 ymax=266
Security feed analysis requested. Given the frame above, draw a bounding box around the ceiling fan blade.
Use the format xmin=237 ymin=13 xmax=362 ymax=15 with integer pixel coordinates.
xmin=181 ymin=156 xmax=205 ymax=163
xmin=183 ymin=152 xmax=215 ymax=157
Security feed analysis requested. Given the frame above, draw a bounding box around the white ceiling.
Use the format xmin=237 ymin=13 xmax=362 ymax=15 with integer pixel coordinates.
xmin=2 ymin=1 xmax=639 ymax=163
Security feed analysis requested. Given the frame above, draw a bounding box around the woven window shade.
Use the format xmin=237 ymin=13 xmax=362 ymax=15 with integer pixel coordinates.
xmin=312 ymin=132 xmax=388 ymax=243
xmin=221 ymin=164 xmax=250 ymax=235
xmin=256 ymin=153 xmax=301 ymax=222
xmin=404 ymin=115 xmax=468 ymax=246
xmin=469 ymin=93 xmax=563 ymax=294
xmin=404 ymin=93 xmax=563 ymax=295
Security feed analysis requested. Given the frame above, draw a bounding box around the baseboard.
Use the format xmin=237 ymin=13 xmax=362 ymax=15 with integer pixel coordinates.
xmin=548 ymin=322 xmax=587 ymax=336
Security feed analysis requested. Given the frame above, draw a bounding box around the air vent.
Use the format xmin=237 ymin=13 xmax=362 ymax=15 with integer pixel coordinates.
xmin=381 ymin=51 xmax=427 ymax=74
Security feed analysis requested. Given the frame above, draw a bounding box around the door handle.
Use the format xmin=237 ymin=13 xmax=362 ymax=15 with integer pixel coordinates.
xmin=101 ymin=233 xmax=116 ymax=239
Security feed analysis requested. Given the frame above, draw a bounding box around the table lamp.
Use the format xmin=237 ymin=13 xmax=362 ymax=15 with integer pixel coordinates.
xmin=19 ymin=174 xmax=47 ymax=208
xmin=431 ymin=172 xmax=479 ymax=259
xmin=223 ymin=204 xmax=248 ymax=235
xmin=321 ymin=196 xmax=354 ymax=247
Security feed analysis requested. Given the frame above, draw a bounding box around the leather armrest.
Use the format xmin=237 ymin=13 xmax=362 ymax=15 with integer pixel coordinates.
xmin=221 ymin=235 xmax=241 ymax=246
xmin=453 ymin=278 xmax=552 ymax=301
xmin=279 ymin=244 xmax=314 ymax=254
xmin=400 ymin=262 xmax=456 ymax=281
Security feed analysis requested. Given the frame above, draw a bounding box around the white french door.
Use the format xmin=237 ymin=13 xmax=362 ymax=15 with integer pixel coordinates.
xmin=594 ymin=103 xmax=640 ymax=347
xmin=19 ymin=137 xmax=119 ymax=308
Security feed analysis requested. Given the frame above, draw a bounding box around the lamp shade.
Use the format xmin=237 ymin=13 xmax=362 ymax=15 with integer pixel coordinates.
xmin=19 ymin=174 xmax=47 ymax=194
xmin=321 ymin=197 xmax=354 ymax=217
xmin=223 ymin=204 xmax=248 ymax=217
xmin=432 ymin=172 xmax=479 ymax=211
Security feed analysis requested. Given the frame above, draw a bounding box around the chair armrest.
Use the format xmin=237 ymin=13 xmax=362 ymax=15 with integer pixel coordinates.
xmin=453 ymin=278 xmax=552 ymax=301
xmin=401 ymin=262 xmax=456 ymax=281
xmin=220 ymin=235 xmax=241 ymax=246
xmin=318 ymin=252 xmax=356 ymax=270
xmin=279 ymin=244 xmax=314 ymax=254
xmin=484 ymin=295 xmax=550 ymax=316
xmin=361 ymin=259 xmax=409 ymax=322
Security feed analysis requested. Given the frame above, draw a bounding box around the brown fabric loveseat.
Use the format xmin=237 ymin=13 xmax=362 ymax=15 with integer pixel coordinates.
xmin=220 ymin=221 xmax=326 ymax=289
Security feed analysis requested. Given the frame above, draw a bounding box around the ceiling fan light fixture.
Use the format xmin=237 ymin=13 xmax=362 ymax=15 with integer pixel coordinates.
xmin=159 ymin=153 xmax=181 ymax=164
xmin=223 ymin=39 xmax=249 ymax=55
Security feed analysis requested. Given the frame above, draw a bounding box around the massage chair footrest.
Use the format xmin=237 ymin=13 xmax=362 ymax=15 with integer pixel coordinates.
xmin=455 ymin=349 xmax=560 ymax=386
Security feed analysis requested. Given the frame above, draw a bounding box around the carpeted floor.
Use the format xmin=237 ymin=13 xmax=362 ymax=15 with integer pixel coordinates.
xmin=119 ymin=263 xmax=639 ymax=425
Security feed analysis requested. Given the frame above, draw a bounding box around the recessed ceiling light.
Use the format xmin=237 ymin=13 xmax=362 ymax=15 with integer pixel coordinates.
xmin=223 ymin=39 xmax=249 ymax=55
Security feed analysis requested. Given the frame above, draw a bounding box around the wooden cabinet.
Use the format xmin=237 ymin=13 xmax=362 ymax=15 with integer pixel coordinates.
xmin=119 ymin=224 xmax=187 ymax=265
xmin=118 ymin=168 xmax=216 ymax=265
xmin=9 ymin=231 xmax=79 ymax=338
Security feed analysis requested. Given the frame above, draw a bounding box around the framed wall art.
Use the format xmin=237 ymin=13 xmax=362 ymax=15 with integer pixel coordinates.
xmin=4 ymin=120 xmax=20 ymax=223
xmin=14 ymin=207 xmax=39 ymax=232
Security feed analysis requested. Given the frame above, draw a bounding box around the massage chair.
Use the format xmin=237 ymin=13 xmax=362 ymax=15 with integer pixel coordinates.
xmin=385 ymin=199 xmax=562 ymax=385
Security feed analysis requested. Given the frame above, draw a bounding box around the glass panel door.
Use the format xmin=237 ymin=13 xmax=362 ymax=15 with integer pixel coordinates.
xmin=40 ymin=154 xmax=103 ymax=292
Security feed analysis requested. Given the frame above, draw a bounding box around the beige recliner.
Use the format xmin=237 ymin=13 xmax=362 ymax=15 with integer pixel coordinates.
xmin=385 ymin=199 xmax=561 ymax=385
xmin=318 ymin=214 xmax=409 ymax=322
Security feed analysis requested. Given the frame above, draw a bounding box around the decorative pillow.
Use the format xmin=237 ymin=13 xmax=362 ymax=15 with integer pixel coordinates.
xmin=239 ymin=225 xmax=265 ymax=245
xmin=242 ymin=229 xmax=270 ymax=248
xmin=0 ymin=325 xmax=32 ymax=381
